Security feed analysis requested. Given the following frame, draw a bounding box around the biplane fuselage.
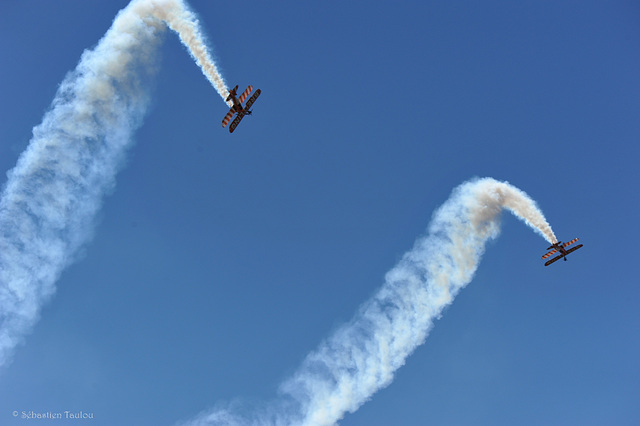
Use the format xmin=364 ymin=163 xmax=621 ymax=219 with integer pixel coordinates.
xmin=226 ymin=86 xmax=243 ymax=112
xmin=547 ymin=242 xmax=569 ymax=256
xmin=542 ymin=238 xmax=583 ymax=266
xmin=222 ymin=84 xmax=261 ymax=133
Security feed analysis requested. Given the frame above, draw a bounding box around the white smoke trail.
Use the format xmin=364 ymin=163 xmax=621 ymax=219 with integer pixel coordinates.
xmin=0 ymin=0 xmax=226 ymax=368
xmin=185 ymin=178 xmax=556 ymax=425
xmin=144 ymin=0 xmax=232 ymax=106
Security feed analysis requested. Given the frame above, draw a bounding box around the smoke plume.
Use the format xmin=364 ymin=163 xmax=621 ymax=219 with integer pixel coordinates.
xmin=185 ymin=178 xmax=556 ymax=425
xmin=0 ymin=0 xmax=227 ymax=368
xmin=141 ymin=0 xmax=231 ymax=105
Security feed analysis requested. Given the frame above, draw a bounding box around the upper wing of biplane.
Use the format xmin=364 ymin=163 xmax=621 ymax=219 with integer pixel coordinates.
xmin=542 ymin=249 xmax=557 ymax=259
xmin=563 ymin=238 xmax=579 ymax=247
xmin=222 ymin=107 xmax=235 ymax=128
xmin=238 ymin=85 xmax=253 ymax=104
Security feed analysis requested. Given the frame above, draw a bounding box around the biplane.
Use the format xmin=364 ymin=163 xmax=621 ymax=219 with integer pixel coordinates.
xmin=541 ymin=238 xmax=583 ymax=266
xmin=221 ymin=85 xmax=262 ymax=133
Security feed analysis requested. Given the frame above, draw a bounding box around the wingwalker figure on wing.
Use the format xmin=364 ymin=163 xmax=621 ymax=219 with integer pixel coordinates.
xmin=221 ymin=85 xmax=262 ymax=133
xmin=541 ymin=238 xmax=583 ymax=266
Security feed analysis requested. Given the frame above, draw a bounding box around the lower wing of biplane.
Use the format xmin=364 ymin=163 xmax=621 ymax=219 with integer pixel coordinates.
xmin=542 ymin=238 xmax=583 ymax=266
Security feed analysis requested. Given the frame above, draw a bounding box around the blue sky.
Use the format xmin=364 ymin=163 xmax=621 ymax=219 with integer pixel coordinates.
xmin=1 ymin=0 xmax=639 ymax=425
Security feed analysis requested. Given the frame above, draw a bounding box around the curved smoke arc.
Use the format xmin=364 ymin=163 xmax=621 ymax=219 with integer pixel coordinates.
xmin=0 ymin=0 xmax=227 ymax=368
xmin=185 ymin=178 xmax=556 ymax=426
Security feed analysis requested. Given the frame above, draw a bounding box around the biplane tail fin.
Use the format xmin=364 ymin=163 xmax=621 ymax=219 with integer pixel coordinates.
xmin=225 ymin=85 xmax=239 ymax=102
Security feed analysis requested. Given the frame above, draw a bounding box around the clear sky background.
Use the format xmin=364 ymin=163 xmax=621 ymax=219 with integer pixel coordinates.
xmin=0 ymin=1 xmax=639 ymax=425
